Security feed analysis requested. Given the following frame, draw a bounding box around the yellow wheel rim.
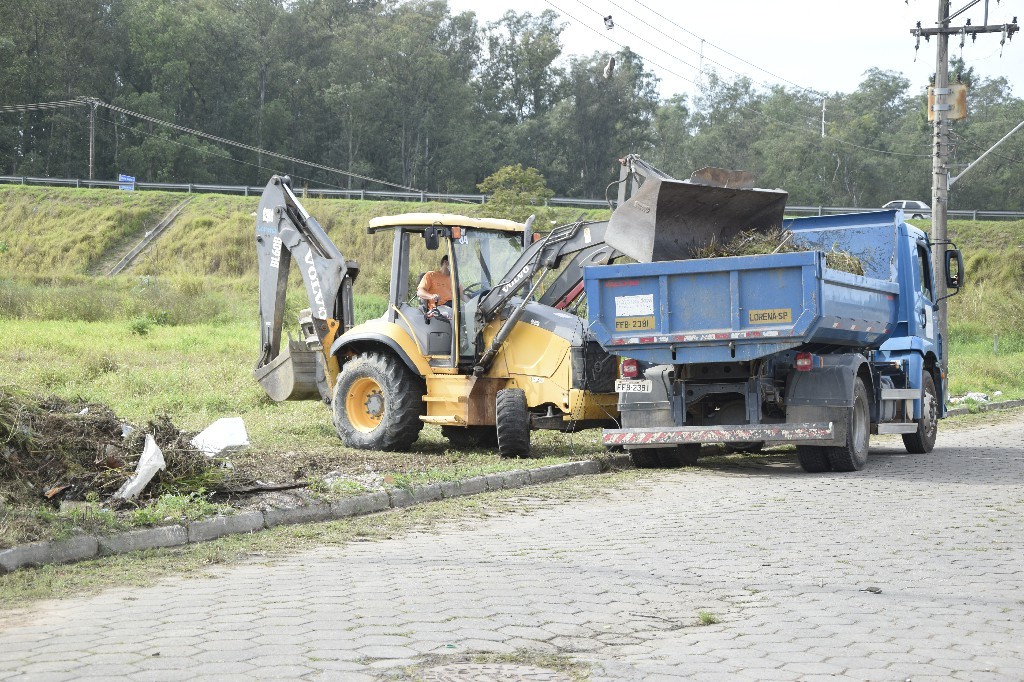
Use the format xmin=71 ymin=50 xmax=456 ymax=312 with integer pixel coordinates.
xmin=346 ymin=377 xmax=385 ymax=433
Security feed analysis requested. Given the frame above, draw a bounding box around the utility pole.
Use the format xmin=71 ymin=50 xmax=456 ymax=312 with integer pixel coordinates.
xmin=88 ymin=100 xmax=97 ymax=181
xmin=910 ymin=1 xmax=1018 ymax=396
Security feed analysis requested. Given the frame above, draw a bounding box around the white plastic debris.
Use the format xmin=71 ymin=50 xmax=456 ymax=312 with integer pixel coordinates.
xmin=112 ymin=435 xmax=166 ymax=500
xmin=949 ymin=392 xmax=991 ymax=404
xmin=120 ymin=423 xmax=135 ymax=438
xmin=191 ymin=417 xmax=250 ymax=456
xmin=78 ymin=407 xmax=89 ymax=415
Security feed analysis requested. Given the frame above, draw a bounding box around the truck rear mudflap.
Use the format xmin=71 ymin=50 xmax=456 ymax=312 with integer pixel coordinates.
xmin=603 ymin=422 xmax=834 ymax=448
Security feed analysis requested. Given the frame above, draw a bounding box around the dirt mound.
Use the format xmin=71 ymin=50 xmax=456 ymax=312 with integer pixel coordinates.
xmin=0 ymin=387 xmax=231 ymax=506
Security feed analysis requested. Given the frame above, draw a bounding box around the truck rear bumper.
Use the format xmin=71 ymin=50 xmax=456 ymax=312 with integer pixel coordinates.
xmin=603 ymin=422 xmax=835 ymax=448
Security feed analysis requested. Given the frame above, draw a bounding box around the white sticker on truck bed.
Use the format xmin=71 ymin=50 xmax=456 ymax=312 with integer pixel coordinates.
xmin=615 ymin=294 xmax=654 ymax=317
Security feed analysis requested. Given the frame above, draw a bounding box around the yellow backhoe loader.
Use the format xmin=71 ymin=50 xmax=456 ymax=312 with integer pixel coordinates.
xmin=253 ymin=177 xmax=621 ymax=456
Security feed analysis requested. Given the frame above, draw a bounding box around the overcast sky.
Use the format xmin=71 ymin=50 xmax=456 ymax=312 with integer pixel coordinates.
xmin=448 ymin=0 xmax=1024 ymax=100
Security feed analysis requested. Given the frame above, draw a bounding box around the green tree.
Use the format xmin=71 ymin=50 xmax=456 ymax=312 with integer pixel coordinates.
xmin=479 ymin=10 xmax=565 ymax=123
xmin=477 ymin=163 xmax=554 ymax=222
xmin=548 ymin=48 xmax=660 ymax=197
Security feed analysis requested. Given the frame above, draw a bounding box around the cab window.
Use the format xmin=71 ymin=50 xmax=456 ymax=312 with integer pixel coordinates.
xmin=916 ymin=244 xmax=933 ymax=299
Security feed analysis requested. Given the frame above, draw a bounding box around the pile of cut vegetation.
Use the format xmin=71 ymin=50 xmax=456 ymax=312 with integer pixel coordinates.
xmin=693 ymin=228 xmax=865 ymax=276
xmin=0 ymin=386 xmax=235 ymax=507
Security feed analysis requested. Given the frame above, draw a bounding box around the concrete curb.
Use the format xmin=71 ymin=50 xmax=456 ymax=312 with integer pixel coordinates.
xmin=0 ymin=456 xmax=628 ymax=575
xmin=946 ymin=398 xmax=1024 ymax=417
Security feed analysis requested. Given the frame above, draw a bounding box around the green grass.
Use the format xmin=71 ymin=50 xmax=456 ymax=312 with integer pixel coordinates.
xmin=697 ymin=610 xmax=722 ymax=626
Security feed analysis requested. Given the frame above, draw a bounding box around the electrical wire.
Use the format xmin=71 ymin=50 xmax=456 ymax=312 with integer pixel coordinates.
xmin=626 ymin=0 xmax=826 ymax=97
xmin=543 ymin=0 xmax=933 ymax=158
xmin=598 ymin=0 xmax=825 ymax=103
xmin=1 ymin=97 xmax=455 ymax=196
xmin=0 ymin=100 xmax=90 ymax=114
xmin=89 ymin=99 xmax=444 ymax=195
xmin=93 ymin=113 xmax=361 ymax=193
xmin=949 ymin=130 xmax=1024 ymax=165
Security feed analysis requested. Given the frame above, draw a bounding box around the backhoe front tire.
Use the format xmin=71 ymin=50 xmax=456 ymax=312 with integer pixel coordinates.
xmin=496 ymin=388 xmax=531 ymax=458
xmin=333 ymin=351 xmax=424 ymax=451
xmin=903 ymin=372 xmax=938 ymax=454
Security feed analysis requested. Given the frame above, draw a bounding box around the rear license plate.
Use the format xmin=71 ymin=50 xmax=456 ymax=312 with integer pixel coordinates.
xmin=615 ymin=315 xmax=656 ymax=331
xmin=615 ymin=379 xmax=652 ymax=393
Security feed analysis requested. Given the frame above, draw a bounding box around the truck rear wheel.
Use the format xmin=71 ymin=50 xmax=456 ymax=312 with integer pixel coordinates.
xmin=496 ymin=388 xmax=531 ymax=458
xmin=657 ymin=444 xmax=701 ymax=467
xmin=333 ymin=351 xmax=424 ymax=451
xmin=796 ymin=445 xmax=832 ymax=473
xmin=442 ymin=425 xmax=499 ymax=449
xmin=825 ymin=377 xmax=870 ymax=472
xmin=903 ymin=372 xmax=938 ymax=454
xmin=630 ymin=450 xmax=661 ymax=468
xmin=724 ymin=442 xmax=764 ymax=454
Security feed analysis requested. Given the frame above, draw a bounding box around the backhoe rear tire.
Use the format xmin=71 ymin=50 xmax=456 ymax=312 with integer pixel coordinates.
xmin=442 ymin=425 xmax=499 ymax=449
xmin=333 ymin=351 xmax=424 ymax=451
xmin=496 ymin=388 xmax=531 ymax=458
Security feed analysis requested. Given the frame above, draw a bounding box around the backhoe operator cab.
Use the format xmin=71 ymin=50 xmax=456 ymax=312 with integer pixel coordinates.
xmin=254 ymin=175 xmax=619 ymax=458
xmin=368 ymin=214 xmax=525 ymax=367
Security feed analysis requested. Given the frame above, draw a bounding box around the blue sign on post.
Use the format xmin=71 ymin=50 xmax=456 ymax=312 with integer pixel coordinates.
xmin=118 ymin=174 xmax=135 ymax=191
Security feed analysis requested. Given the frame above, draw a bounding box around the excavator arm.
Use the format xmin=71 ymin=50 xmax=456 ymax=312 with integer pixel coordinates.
xmin=254 ymin=175 xmax=359 ymax=402
xmin=472 ymin=219 xmax=620 ymax=373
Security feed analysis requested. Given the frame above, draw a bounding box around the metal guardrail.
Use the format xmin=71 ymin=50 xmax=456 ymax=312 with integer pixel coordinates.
xmin=1 ymin=175 xmax=1021 ymax=219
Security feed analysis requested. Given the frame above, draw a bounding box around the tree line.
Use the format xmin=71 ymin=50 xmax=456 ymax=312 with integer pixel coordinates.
xmin=1 ymin=0 xmax=1022 ymax=209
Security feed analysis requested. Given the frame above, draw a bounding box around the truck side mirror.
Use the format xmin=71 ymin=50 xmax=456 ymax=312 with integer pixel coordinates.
xmin=424 ymin=226 xmax=440 ymax=251
xmin=945 ymin=249 xmax=963 ymax=290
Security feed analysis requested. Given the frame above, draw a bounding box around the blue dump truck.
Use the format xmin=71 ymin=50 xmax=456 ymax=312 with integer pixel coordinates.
xmin=584 ymin=163 xmax=963 ymax=473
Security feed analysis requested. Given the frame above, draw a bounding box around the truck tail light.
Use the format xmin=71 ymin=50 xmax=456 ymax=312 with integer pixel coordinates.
xmin=795 ymin=352 xmax=814 ymax=372
xmin=621 ymin=358 xmax=639 ymax=378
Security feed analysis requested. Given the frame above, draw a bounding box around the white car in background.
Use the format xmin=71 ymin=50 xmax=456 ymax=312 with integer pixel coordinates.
xmin=882 ymin=200 xmax=931 ymax=219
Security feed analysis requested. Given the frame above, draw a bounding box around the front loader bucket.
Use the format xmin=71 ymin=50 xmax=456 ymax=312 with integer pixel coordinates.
xmin=254 ymin=339 xmax=321 ymax=402
xmin=606 ymin=176 xmax=788 ymax=263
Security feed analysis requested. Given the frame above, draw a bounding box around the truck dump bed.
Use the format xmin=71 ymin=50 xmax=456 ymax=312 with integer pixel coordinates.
xmin=584 ymin=213 xmax=903 ymax=365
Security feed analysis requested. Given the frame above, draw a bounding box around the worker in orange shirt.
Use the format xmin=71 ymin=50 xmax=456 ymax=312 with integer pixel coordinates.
xmin=417 ymin=254 xmax=454 ymax=309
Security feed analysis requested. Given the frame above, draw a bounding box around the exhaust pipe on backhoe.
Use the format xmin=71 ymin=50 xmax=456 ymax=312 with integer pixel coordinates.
xmin=604 ymin=160 xmax=789 ymax=263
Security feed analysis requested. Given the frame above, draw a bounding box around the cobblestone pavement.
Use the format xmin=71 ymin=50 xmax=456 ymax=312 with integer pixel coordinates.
xmin=2 ymin=413 xmax=1023 ymax=681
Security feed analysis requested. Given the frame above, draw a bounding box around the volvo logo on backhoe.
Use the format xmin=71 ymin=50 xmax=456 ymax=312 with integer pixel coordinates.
xmin=304 ymin=251 xmax=327 ymax=318
xmin=501 ymin=264 xmax=532 ymax=294
xmin=632 ymin=200 xmax=652 ymax=214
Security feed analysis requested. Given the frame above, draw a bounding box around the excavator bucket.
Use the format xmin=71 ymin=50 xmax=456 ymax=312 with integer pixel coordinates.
xmin=254 ymin=338 xmax=321 ymax=402
xmin=606 ymin=172 xmax=788 ymax=263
